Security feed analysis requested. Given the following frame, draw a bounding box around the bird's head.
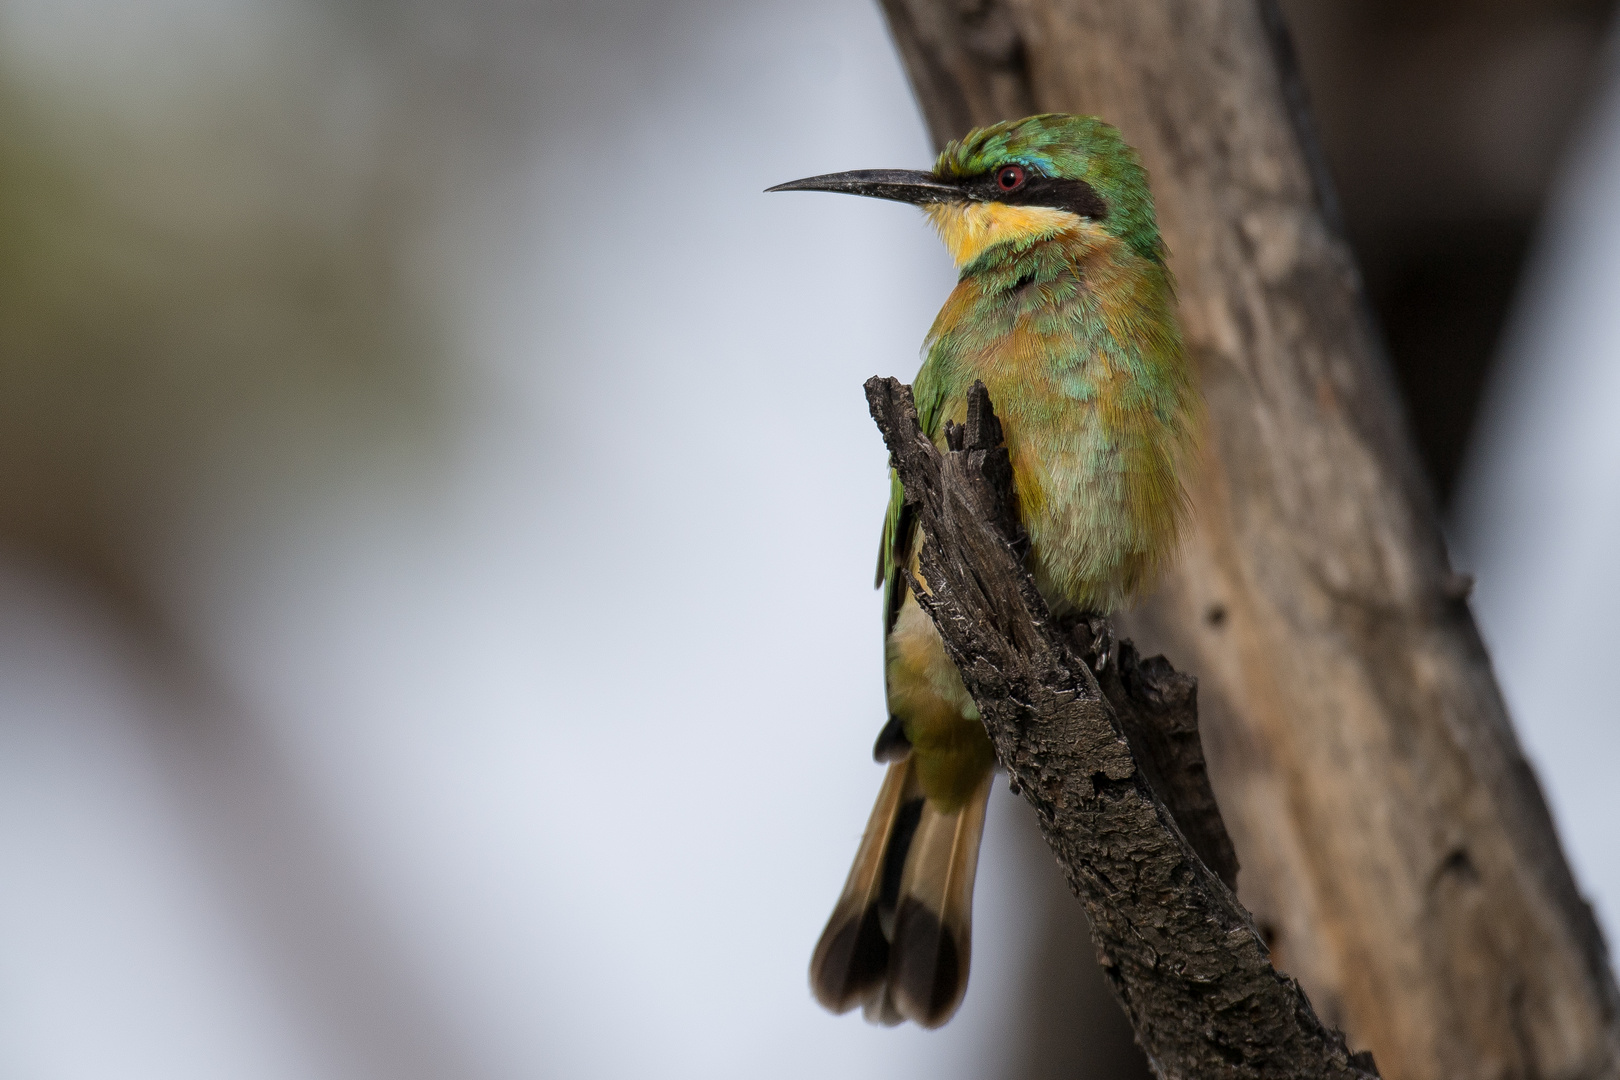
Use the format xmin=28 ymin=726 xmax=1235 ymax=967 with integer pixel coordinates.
xmin=769 ymin=114 xmax=1162 ymax=270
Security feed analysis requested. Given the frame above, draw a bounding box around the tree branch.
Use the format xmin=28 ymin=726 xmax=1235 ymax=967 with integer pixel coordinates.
xmin=867 ymin=375 xmax=1375 ymax=1079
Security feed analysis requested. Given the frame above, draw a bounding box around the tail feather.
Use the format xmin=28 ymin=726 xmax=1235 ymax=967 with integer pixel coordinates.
xmin=810 ymin=761 xmax=913 ymax=1014
xmin=890 ymin=770 xmax=991 ymax=1027
xmin=810 ymin=760 xmax=992 ymax=1028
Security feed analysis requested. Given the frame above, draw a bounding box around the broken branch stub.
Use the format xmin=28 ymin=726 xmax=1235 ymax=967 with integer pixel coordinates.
xmin=863 ymin=374 xmax=1376 ymax=1079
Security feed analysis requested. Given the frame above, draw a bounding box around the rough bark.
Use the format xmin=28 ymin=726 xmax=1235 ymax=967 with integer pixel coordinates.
xmin=867 ymin=376 xmax=1374 ymax=1079
xmin=1077 ymin=621 xmax=1240 ymax=895
xmin=875 ymin=2 xmax=1620 ymax=1079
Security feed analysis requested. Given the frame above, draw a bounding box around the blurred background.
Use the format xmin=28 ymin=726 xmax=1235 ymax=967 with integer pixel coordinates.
xmin=0 ymin=1 xmax=1615 ymax=1078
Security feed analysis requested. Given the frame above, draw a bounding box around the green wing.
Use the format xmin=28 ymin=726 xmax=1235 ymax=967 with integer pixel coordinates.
xmin=877 ymin=359 xmax=954 ymax=634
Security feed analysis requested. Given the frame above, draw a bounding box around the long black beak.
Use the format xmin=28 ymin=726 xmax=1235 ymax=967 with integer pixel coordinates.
xmin=765 ymin=168 xmax=963 ymax=205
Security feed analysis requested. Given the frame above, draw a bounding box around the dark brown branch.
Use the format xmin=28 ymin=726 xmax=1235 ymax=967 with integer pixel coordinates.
xmin=867 ymin=375 xmax=1376 ymax=1080
xmin=1072 ymin=619 xmax=1241 ymax=892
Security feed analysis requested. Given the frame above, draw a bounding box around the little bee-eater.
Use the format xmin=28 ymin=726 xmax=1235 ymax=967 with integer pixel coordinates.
xmin=770 ymin=114 xmax=1196 ymax=1028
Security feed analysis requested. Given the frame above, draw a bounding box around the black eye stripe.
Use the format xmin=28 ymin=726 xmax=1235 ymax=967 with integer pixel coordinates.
xmin=957 ymin=170 xmax=1108 ymax=219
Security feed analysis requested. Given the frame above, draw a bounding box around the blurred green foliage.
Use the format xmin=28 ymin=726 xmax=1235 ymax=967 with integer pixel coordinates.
xmin=0 ymin=60 xmax=448 ymax=613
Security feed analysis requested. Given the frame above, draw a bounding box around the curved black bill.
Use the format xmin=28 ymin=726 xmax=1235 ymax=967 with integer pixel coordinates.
xmin=765 ymin=169 xmax=962 ymax=205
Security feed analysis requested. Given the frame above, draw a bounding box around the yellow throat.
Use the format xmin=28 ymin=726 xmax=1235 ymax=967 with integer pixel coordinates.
xmin=924 ymin=201 xmax=1083 ymax=266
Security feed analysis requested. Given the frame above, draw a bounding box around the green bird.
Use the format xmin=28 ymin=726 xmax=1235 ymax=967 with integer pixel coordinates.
xmin=770 ymin=114 xmax=1196 ymax=1028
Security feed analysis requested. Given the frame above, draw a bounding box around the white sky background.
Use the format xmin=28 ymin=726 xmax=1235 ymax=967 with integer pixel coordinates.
xmin=0 ymin=2 xmax=1616 ymax=1079
xmin=0 ymin=1 xmax=1045 ymax=1078
xmin=1451 ymin=38 xmax=1620 ymax=953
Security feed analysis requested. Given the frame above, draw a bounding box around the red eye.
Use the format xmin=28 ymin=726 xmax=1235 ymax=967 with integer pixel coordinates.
xmin=996 ymin=165 xmax=1027 ymax=191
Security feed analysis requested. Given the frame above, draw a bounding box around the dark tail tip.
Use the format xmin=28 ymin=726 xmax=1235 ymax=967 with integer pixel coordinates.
xmin=810 ymin=904 xmax=889 ymax=1013
xmin=872 ymin=714 xmax=913 ymax=762
xmin=890 ymin=897 xmax=967 ymax=1028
